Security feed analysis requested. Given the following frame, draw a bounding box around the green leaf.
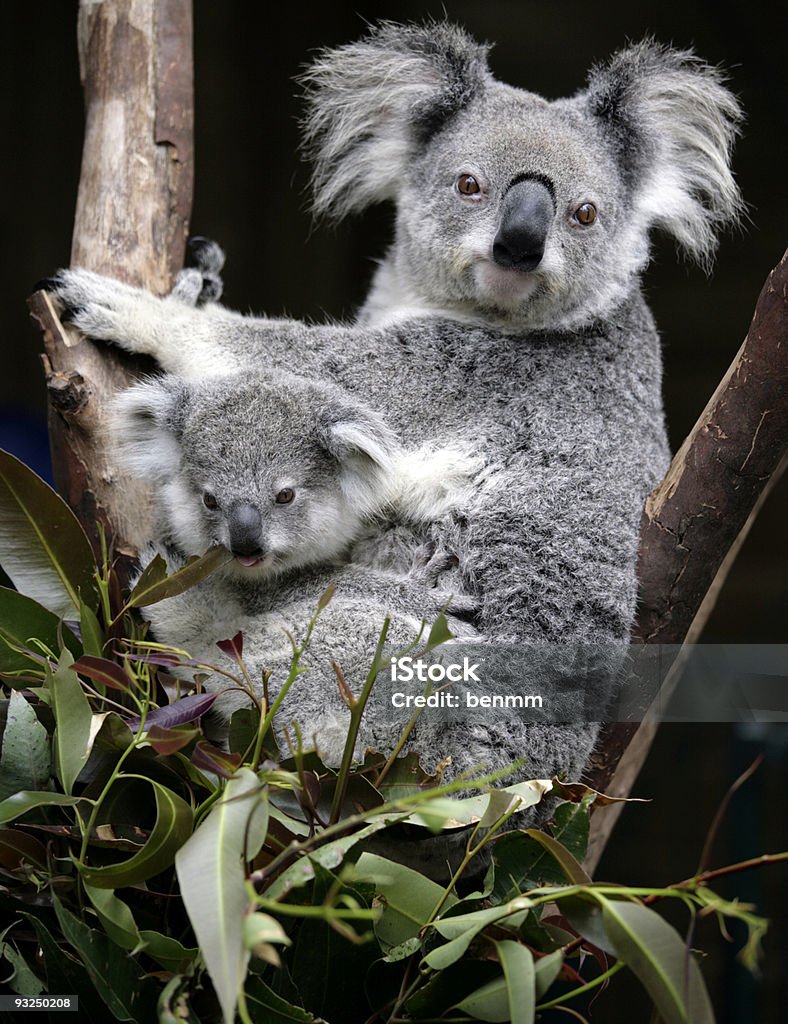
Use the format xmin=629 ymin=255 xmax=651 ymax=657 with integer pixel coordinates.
xmin=0 ymin=790 xmax=84 ymax=824
xmin=53 ymin=895 xmax=158 ymax=1021
xmin=263 ymin=816 xmax=407 ymax=899
xmin=245 ymin=977 xmax=317 ymax=1023
xmin=595 ymin=894 xmax=716 ymax=1024
xmin=454 ymin=943 xmax=535 ymax=1024
xmin=354 ymin=851 xmax=456 ymax=951
xmin=0 ymin=935 xmax=44 ymax=995
xmin=243 ymin=912 xmax=291 ymax=950
xmin=84 ymin=885 xmax=198 ymax=970
xmin=0 ymin=587 xmax=82 ymax=673
xmin=0 ymin=828 xmax=48 ymax=869
xmin=523 ymin=828 xmax=591 ymax=885
xmin=24 ymin=913 xmax=108 ymax=1018
xmin=549 ymin=796 xmax=594 ymax=862
xmin=48 ymin=648 xmax=93 ymax=794
xmin=534 ymin=949 xmax=564 ymax=998
xmin=406 ymin=779 xmax=553 ymax=831
xmin=0 ymin=448 xmax=99 ymax=617
xmin=0 ymin=689 xmax=50 ymax=800
xmin=128 ymin=546 xmax=232 ymax=608
xmin=175 ymin=767 xmax=265 ymax=1024
xmin=77 ymin=775 xmax=192 ymax=888
xmin=424 ymin=898 xmax=533 ymax=970
xmin=427 ymin=612 xmax=454 ymax=647
xmin=78 ymin=596 xmax=105 ymax=659
xmin=496 ymin=940 xmax=535 ymax=1024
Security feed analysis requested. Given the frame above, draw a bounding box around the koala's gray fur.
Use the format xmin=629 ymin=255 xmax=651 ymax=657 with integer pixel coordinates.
xmin=49 ymin=23 xmax=742 ymax=791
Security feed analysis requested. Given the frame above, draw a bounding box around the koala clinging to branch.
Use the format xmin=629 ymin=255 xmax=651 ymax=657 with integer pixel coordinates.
xmin=47 ymin=22 xmax=743 ymax=785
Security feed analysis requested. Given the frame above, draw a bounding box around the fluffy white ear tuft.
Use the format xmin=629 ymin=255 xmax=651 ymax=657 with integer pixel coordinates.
xmin=586 ymin=40 xmax=744 ymax=267
xmin=111 ymin=378 xmax=188 ymax=482
xmin=318 ymin=403 xmax=401 ymax=516
xmin=300 ymin=20 xmax=490 ymax=220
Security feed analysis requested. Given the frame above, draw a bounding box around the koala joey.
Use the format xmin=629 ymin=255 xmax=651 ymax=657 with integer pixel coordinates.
xmin=114 ymin=369 xmax=400 ymax=581
xmin=48 ymin=23 xmax=743 ymax=790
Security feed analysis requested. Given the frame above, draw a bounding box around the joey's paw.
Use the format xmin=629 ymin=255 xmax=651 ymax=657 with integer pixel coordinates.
xmin=170 ymin=237 xmax=225 ymax=307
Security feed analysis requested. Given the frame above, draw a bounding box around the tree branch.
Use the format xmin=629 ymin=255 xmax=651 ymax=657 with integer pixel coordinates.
xmin=585 ymin=250 xmax=788 ymax=871
xmin=28 ymin=0 xmax=193 ymax=566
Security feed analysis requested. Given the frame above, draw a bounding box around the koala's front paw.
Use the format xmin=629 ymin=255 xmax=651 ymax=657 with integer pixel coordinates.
xmin=40 ymin=268 xmax=153 ymax=345
xmin=170 ymin=237 xmax=226 ymax=307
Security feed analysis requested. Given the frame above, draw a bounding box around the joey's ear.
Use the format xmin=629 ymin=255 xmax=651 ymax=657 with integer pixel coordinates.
xmin=300 ymin=20 xmax=490 ymax=220
xmin=586 ymin=40 xmax=744 ymax=266
xmin=317 ymin=401 xmax=400 ymax=513
xmin=111 ymin=377 xmax=189 ymax=482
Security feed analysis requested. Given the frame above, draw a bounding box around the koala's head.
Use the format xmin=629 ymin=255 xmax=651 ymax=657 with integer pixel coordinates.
xmin=114 ymin=372 xmax=399 ymax=577
xmin=302 ymin=22 xmax=743 ymax=330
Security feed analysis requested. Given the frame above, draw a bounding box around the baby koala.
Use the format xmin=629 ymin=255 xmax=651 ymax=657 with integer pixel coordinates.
xmin=114 ymin=369 xmax=400 ymax=579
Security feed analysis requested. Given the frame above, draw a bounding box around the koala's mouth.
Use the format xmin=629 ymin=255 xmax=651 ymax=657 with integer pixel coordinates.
xmin=235 ymin=554 xmax=265 ymax=568
xmin=473 ymin=261 xmax=541 ymax=308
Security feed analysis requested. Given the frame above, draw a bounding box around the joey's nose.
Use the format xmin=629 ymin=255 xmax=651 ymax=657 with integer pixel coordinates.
xmin=492 ymin=178 xmax=555 ymax=272
xmin=228 ymin=503 xmax=264 ymax=557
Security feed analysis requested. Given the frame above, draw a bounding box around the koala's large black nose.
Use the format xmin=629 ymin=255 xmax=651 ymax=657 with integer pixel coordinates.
xmin=492 ymin=178 xmax=555 ymax=272
xmin=228 ymin=504 xmax=264 ymax=557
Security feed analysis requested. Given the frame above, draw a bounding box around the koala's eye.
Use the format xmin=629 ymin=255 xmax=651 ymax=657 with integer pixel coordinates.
xmin=202 ymin=491 xmax=218 ymax=510
xmin=573 ymin=202 xmax=597 ymax=226
xmin=456 ymin=173 xmax=481 ymax=198
xmin=275 ymin=488 xmax=295 ymax=505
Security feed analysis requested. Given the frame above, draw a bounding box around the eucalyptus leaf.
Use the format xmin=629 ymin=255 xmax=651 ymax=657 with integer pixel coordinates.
xmin=244 ymin=977 xmax=317 ymax=1023
xmin=0 ymin=448 xmax=99 ymax=617
xmin=128 ymin=545 xmax=233 ymax=608
xmin=496 ymin=940 xmax=535 ymax=1024
xmin=523 ymin=828 xmax=591 ymax=885
xmin=534 ymin=949 xmax=564 ymax=998
xmin=354 ymin=851 xmax=457 ymax=951
xmin=53 ymin=894 xmax=158 ymax=1021
xmin=0 ymin=790 xmax=84 ymax=825
xmin=175 ymin=767 xmax=264 ymax=1024
xmin=77 ymin=775 xmax=192 ymax=888
xmin=48 ymin=648 xmax=93 ymax=794
xmin=595 ymin=894 xmax=716 ymax=1024
xmin=0 ymin=937 xmax=44 ymax=995
xmin=85 ymin=885 xmax=198 ymax=970
xmin=0 ymin=689 xmax=50 ymax=800
xmin=0 ymin=586 xmax=81 ymax=673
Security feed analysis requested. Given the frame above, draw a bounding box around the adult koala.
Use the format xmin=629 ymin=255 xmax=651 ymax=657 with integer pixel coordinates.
xmin=46 ymin=23 xmax=742 ymax=786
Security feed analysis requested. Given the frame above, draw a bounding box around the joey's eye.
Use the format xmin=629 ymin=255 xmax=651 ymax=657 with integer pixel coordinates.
xmin=275 ymin=488 xmax=295 ymax=505
xmin=573 ymin=202 xmax=597 ymax=226
xmin=202 ymin=492 xmax=218 ymax=510
xmin=456 ymin=173 xmax=481 ymax=197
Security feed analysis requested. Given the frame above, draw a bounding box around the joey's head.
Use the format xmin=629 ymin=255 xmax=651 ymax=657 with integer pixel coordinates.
xmin=114 ymin=372 xmax=398 ymax=577
xmin=302 ymin=22 xmax=743 ymax=331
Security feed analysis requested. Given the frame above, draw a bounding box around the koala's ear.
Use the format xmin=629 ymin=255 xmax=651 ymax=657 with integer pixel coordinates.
xmin=585 ymin=40 xmax=744 ymax=266
xmin=111 ymin=377 xmax=189 ymax=482
xmin=301 ymin=20 xmax=490 ymax=220
xmin=317 ymin=402 xmax=400 ymax=514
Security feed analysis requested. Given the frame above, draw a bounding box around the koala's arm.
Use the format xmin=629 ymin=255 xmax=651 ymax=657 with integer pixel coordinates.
xmin=46 ymin=268 xmax=346 ymax=380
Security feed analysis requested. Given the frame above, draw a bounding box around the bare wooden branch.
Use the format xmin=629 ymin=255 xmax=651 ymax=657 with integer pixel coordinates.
xmin=585 ymin=250 xmax=788 ymax=871
xmin=29 ymin=0 xmax=193 ymax=563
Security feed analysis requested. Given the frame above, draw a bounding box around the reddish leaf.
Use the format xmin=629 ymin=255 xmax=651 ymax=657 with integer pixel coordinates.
xmin=72 ymin=655 xmax=132 ymax=692
xmin=145 ymin=724 xmax=200 ymax=755
xmin=216 ymin=631 xmax=244 ymax=663
xmin=128 ymin=692 xmax=218 ymax=732
xmin=191 ymin=740 xmax=242 ymax=778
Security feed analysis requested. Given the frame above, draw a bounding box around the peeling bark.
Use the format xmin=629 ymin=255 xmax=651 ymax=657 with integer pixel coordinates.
xmin=585 ymin=250 xmax=788 ymax=871
xmin=29 ymin=0 xmax=193 ymax=567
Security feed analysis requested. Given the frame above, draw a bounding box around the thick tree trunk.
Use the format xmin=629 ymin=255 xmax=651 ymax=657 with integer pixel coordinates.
xmin=28 ymin=0 xmax=193 ymax=565
xmin=585 ymin=250 xmax=788 ymax=871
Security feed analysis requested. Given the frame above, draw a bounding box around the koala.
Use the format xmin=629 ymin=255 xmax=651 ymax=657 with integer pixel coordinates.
xmin=47 ymin=23 xmax=743 ymax=791
xmin=114 ymin=369 xmax=401 ymax=581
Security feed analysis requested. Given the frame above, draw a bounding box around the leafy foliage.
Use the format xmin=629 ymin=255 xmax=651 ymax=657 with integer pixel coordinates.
xmin=0 ymin=449 xmax=781 ymax=1023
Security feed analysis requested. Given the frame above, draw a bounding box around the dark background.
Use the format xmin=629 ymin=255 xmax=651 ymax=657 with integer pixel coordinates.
xmin=1 ymin=2 xmax=785 ymax=1020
